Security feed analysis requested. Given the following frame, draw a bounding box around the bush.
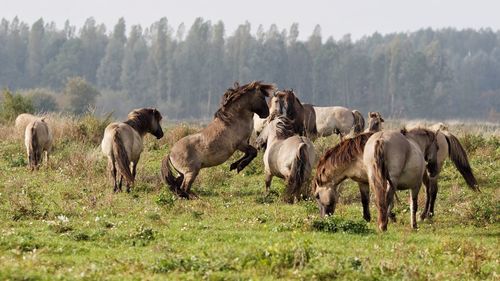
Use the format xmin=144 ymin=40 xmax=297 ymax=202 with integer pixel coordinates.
xmin=25 ymin=88 xmax=59 ymax=112
xmin=312 ymin=216 xmax=371 ymax=234
xmin=0 ymin=89 xmax=34 ymax=123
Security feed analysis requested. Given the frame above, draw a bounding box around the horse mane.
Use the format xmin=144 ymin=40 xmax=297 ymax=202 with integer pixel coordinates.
xmin=273 ymin=116 xmax=296 ymax=139
xmin=316 ymin=132 xmax=374 ymax=184
xmin=214 ymin=81 xmax=274 ymax=123
xmin=125 ymin=108 xmax=159 ymax=135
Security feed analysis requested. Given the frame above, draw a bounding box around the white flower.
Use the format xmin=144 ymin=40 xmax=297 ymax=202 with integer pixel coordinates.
xmin=95 ymin=216 xmax=100 ymax=222
xmin=57 ymin=215 xmax=69 ymax=223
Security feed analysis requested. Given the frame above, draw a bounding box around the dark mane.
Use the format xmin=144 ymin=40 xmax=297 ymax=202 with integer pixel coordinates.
xmin=403 ymin=127 xmax=436 ymax=141
xmin=125 ymin=108 xmax=159 ymax=135
xmin=273 ymin=116 xmax=296 ymax=139
xmin=316 ymin=132 xmax=374 ymax=184
xmin=214 ymin=81 xmax=274 ymax=123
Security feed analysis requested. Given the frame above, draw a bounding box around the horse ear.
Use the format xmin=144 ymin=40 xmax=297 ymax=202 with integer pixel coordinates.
xmin=381 ymin=117 xmax=385 ymax=122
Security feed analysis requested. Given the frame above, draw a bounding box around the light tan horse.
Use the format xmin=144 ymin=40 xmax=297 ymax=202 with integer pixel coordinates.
xmin=364 ymin=129 xmax=438 ymax=231
xmin=25 ymin=118 xmax=53 ymax=170
xmin=366 ymin=112 xmax=384 ymax=132
xmin=161 ymin=81 xmax=275 ymax=199
xmin=256 ymin=116 xmax=316 ymax=203
xmin=101 ymin=108 xmax=164 ymax=192
xmin=314 ymin=106 xmax=365 ymax=139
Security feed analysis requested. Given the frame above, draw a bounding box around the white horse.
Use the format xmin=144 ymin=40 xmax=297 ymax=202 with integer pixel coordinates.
xmin=256 ymin=116 xmax=316 ymax=203
xmin=314 ymin=106 xmax=365 ymax=138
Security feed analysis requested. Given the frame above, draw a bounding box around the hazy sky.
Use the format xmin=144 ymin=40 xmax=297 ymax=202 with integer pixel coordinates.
xmin=3 ymin=0 xmax=500 ymax=40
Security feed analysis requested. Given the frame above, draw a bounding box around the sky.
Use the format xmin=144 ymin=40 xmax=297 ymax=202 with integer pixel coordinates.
xmin=3 ymin=0 xmax=500 ymax=40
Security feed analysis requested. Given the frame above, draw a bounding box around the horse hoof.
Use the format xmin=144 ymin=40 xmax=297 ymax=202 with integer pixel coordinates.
xmin=229 ymin=162 xmax=238 ymax=171
xmin=363 ymin=215 xmax=371 ymax=222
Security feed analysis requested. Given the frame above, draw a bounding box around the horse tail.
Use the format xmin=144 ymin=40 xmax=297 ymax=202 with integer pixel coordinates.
xmin=29 ymin=125 xmax=39 ymax=169
xmin=161 ymin=154 xmax=185 ymax=195
xmin=373 ymin=139 xmax=391 ymax=203
xmin=112 ymin=132 xmax=134 ymax=184
xmin=444 ymin=133 xmax=479 ymax=191
xmin=352 ymin=110 xmax=365 ymax=134
xmin=287 ymin=143 xmax=309 ymax=202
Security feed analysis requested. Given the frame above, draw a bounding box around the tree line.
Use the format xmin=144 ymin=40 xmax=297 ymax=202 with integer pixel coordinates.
xmin=0 ymin=17 xmax=499 ymax=120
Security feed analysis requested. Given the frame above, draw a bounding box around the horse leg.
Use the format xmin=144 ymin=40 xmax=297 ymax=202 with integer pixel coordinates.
xmin=264 ymin=173 xmax=273 ymax=195
xmin=118 ymin=175 xmax=123 ymax=192
xmin=358 ymin=183 xmax=371 ymax=222
xmin=181 ymin=170 xmax=199 ymax=199
xmin=386 ymin=183 xmax=397 ymax=223
xmin=109 ymin=159 xmax=119 ymax=193
xmin=127 ymin=159 xmax=139 ymax=193
xmin=421 ymin=172 xmax=431 ymax=220
xmin=428 ymin=176 xmax=439 ymax=218
xmin=230 ymin=144 xmax=257 ymax=173
xmin=410 ymin=185 xmax=421 ymax=229
xmin=374 ymin=183 xmax=389 ymax=232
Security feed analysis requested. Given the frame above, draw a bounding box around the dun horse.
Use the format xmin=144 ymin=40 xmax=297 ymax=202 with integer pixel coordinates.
xmin=364 ymin=129 xmax=438 ymax=231
xmin=314 ymin=106 xmax=365 ymax=139
xmin=25 ymin=118 xmax=53 ymax=170
xmin=16 ymin=113 xmax=40 ymax=135
xmin=161 ymin=81 xmax=275 ymax=199
xmin=268 ymin=90 xmax=317 ymax=138
xmin=366 ymin=112 xmax=384 ymax=132
xmin=101 ymin=108 xmax=164 ymax=192
xmin=418 ymin=125 xmax=479 ymax=219
xmin=256 ymin=116 xmax=316 ymax=203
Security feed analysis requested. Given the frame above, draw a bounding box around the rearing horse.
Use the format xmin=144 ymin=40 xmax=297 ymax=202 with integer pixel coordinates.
xmin=161 ymin=81 xmax=275 ymax=199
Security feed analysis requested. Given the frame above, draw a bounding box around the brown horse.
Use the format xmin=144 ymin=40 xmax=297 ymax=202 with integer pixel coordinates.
xmin=312 ymin=132 xmax=374 ymax=220
xmin=101 ymin=108 xmax=164 ymax=192
xmin=268 ymin=90 xmax=317 ymax=138
xmin=366 ymin=112 xmax=384 ymax=132
xmin=161 ymin=81 xmax=275 ymax=199
xmin=256 ymin=115 xmax=316 ymax=203
xmin=25 ymin=118 xmax=53 ymax=170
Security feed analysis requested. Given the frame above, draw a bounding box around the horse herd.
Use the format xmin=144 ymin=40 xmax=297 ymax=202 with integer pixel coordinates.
xmin=16 ymin=81 xmax=479 ymax=232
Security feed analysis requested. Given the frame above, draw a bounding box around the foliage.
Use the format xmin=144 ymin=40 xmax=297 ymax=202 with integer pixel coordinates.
xmin=312 ymin=216 xmax=371 ymax=234
xmin=24 ymin=88 xmax=59 ymax=112
xmin=64 ymin=77 xmax=100 ymax=115
xmin=0 ymin=89 xmax=34 ymax=122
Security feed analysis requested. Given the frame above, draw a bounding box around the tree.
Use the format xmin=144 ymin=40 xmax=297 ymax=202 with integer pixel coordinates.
xmin=97 ymin=18 xmax=126 ymax=90
xmin=27 ymin=18 xmax=45 ymax=86
xmin=64 ymin=77 xmax=100 ymax=114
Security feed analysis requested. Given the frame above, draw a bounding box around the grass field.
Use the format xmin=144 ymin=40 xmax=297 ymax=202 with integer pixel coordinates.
xmin=0 ymin=117 xmax=498 ymax=280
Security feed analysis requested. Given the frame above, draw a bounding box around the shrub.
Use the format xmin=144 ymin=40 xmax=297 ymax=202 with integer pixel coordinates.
xmin=26 ymin=88 xmax=59 ymax=112
xmin=312 ymin=216 xmax=371 ymax=234
xmin=0 ymin=89 xmax=34 ymax=123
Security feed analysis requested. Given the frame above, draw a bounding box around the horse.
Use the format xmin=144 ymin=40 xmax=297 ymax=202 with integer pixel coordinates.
xmin=313 ymin=128 xmax=438 ymax=231
xmin=268 ymin=90 xmax=317 ymax=138
xmin=363 ymin=129 xmax=438 ymax=231
xmin=161 ymin=81 xmax=275 ymax=199
xmin=312 ymin=132 xmax=374 ymax=220
xmin=415 ymin=124 xmax=479 ymax=220
xmin=25 ymin=118 xmax=53 ymax=170
xmin=366 ymin=111 xmax=384 ymax=132
xmin=101 ymin=108 xmax=164 ymax=192
xmin=314 ymin=106 xmax=365 ymax=139
xmin=255 ymin=116 xmax=316 ymax=203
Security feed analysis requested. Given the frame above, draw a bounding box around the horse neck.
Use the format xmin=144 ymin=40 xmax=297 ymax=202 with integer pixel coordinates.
xmin=124 ymin=119 xmax=149 ymax=137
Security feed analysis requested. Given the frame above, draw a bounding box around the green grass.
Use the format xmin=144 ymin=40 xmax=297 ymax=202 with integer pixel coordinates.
xmin=0 ymin=123 xmax=498 ymax=280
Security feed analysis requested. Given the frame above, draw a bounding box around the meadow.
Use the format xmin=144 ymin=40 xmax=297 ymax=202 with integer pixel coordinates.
xmin=0 ymin=115 xmax=498 ymax=280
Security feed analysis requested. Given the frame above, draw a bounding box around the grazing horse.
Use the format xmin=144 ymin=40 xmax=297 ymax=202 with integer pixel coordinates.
xmin=417 ymin=124 xmax=479 ymax=220
xmin=366 ymin=112 xmax=384 ymax=132
xmin=25 ymin=118 xmax=52 ymax=170
xmin=256 ymin=116 xmax=316 ymax=203
xmin=268 ymin=90 xmax=317 ymax=138
xmin=364 ymin=129 xmax=438 ymax=231
xmin=161 ymin=81 xmax=275 ymax=199
xmin=314 ymin=106 xmax=365 ymax=139
xmin=312 ymin=132 xmax=374 ymax=220
xmin=101 ymin=108 xmax=164 ymax=192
